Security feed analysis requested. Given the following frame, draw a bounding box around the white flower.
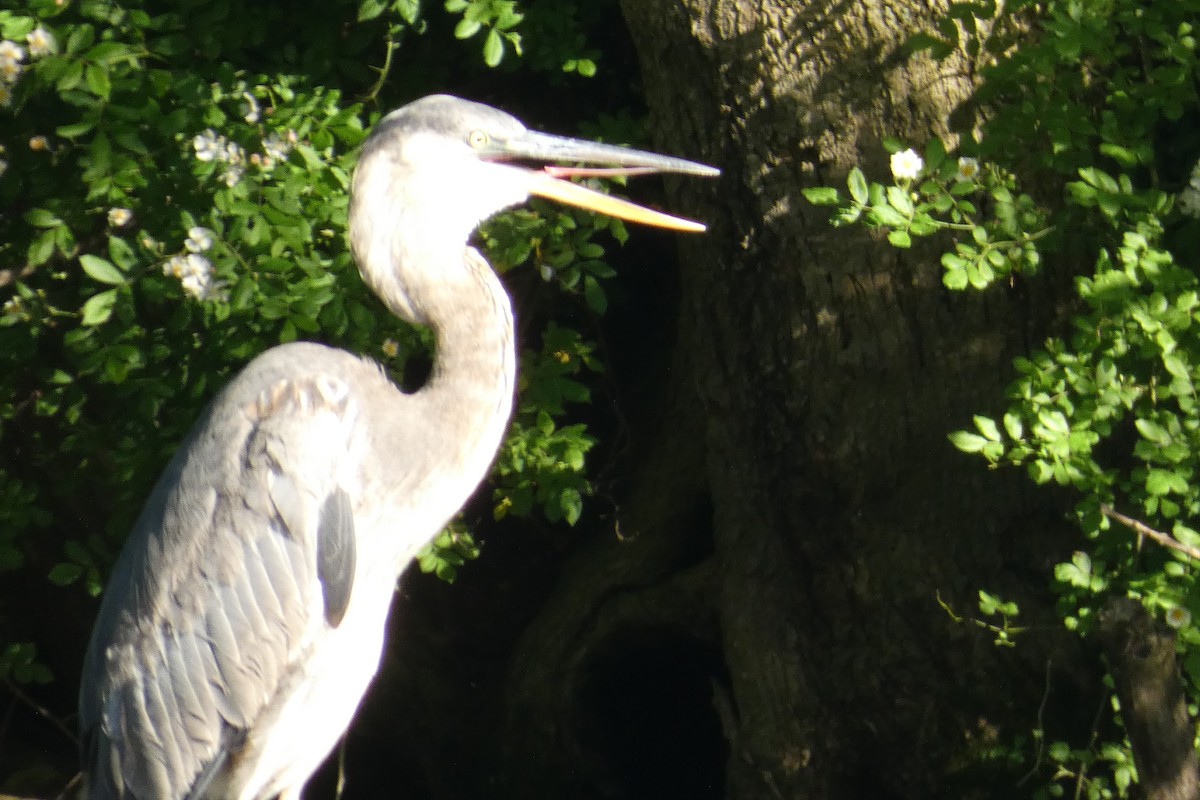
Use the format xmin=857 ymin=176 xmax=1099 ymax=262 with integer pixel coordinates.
xmin=223 ymin=140 xmax=244 ymax=165
xmin=538 ymin=263 xmax=554 ymax=282
xmin=28 ymin=135 xmax=48 ymax=151
xmin=180 ymin=273 xmax=209 ymax=299
xmin=241 ymin=91 xmax=260 ymax=124
xmin=1179 ymin=187 xmax=1200 ymax=219
xmin=381 ymin=338 xmax=399 ymax=358
xmin=25 ymin=28 xmax=55 ymax=58
xmin=956 ymin=157 xmax=980 ymax=181
xmin=1167 ymin=606 xmax=1192 ymax=630
xmin=262 ymin=131 xmax=293 ymax=163
xmin=107 ymin=207 xmax=132 ymax=227
xmin=192 ymin=128 xmax=252 ymax=186
xmin=169 ymin=253 xmax=223 ymax=300
xmin=193 ymin=129 xmax=222 ymax=162
xmin=162 ymin=254 xmax=186 ymax=278
xmin=222 ymin=164 xmax=244 ymax=187
xmin=182 ymin=252 xmax=211 ymax=275
xmin=185 ymin=227 xmax=214 ymax=252
xmin=890 ymin=148 xmax=924 ymax=181
xmin=0 ymin=57 xmax=22 ymax=84
xmin=0 ymin=41 xmax=25 ymax=63
xmin=2 ymin=296 xmax=22 ymax=316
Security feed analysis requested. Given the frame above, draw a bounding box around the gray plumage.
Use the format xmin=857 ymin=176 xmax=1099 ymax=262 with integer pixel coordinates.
xmin=79 ymin=94 xmax=716 ymax=800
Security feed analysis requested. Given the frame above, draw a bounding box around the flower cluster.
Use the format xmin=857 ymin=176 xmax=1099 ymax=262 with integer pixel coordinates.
xmin=162 ymin=227 xmax=223 ymax=301
xmin=192 ymin=128 xmax=297 ymax=186
xmin=1178 ymin=161 xmax=1200 ymax=219
xmin=0 ymin=28 xmax=55 ymax=108
xmin=193 ymin=129 xmax=247 ymax=187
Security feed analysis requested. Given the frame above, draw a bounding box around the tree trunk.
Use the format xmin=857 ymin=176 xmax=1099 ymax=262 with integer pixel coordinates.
xmin=1099 ymin=598 xmax=1200 ymax=800
xmin=495 ymin=2 xmax=1083 ymax=799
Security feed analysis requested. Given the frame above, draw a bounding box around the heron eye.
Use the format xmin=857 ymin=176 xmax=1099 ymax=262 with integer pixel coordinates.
xmin=467 ymin=130 xmax=490 ymax=149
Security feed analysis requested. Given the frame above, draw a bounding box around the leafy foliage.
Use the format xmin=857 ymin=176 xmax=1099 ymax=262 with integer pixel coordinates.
xmin=810 ymin=0 xmax=1200 ymax=795
xmin=0 ymin=0 xmax=640 ymax=744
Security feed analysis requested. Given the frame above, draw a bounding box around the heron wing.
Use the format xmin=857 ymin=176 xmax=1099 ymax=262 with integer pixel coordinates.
xmin=80 ymin=367 xmax=363 ymax=800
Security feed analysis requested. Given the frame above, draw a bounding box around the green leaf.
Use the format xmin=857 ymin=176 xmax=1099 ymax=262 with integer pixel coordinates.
xmin=108 ymin=236 xmax=136 ymax=270
xmin=483 ymin=28 xmax=503 ymax=66
xmin=85 ymin=63 xmax=111 ymax=100
xmin=802 ymin=187 xmax=840 ymax=206
xmin=942 ymin=267 xmax=968 ymax=291
xmin=24 ymin=208 xmax=64 ymax=228
xmin=886 ymin=185 xmax=913 ymax=216
xmin=79 ymin=255 xmax=125 ymax=285
xmin=1135 ymin=418 xmax=1171 ymax=445
xmin=974 ymin=415 xmax=1002 ymax=441
xmin=1002 ymin=412 xmax=1023 ymax=440
xmin=1099 ymin=142 xmax=1141 ymax=168
xmin=887 ymin=229 xmax=912 ymax=248
xmin=48 ymin=562 xmax=84 ymax=586
xmin=560 ymin=487 xmax=583 ymax=525
xmin=80 ymin=290 xmax=118 ymax=325
xmin=949 ymin=430 xmax=988 ymax=453
xmin=1146 ymin=469 xmax=1182 ymax=496
xmin=454 ymin=17 xmax=481 ymax=38
xmin=56 ymin=120 xmax=97 ymax=138
xmin=871 ymin=204 xmax=907 ymax=227
xmin=1047 ymin=740 xmax=1072 ymax=763
xmin=357 ymin=0 xmax=388 ymax=21
xmin=1173 ymin=523 xmax=1200 ymax=549
xmin=28 ymin=232 xmax=55 ymax=267
xmin=847 ymin=168 xmax=868 ymax=204
xmin=583 ymin=275 xmax=607 ymax=314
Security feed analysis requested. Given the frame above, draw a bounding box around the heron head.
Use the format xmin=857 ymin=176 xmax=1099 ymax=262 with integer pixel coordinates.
xmin=354 ymin=94 xmax=718 ymax=239
xmin=349 ymin=95 xmax=717 ymax=324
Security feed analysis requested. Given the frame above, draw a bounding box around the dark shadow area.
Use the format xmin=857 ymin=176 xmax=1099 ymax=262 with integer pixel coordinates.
xmin=576 ymin=627 xmax=728 ymax=800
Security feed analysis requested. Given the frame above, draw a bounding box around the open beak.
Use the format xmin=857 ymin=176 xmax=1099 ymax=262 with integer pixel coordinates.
xmin=497 ymin=130 xmax=719 ymax=233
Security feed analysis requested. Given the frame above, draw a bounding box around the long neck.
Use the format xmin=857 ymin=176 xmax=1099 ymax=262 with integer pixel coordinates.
xmin=349 ymin=154 xmax=520 ymax=562
xmin=353 ymin=199 xmax=516 ymax=554
xmin=415 ymin=247 xmax=517 ymax=490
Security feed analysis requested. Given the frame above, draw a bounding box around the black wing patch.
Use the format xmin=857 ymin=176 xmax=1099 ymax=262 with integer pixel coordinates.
xmin=317 ymin=486 xmax=355 ymax=627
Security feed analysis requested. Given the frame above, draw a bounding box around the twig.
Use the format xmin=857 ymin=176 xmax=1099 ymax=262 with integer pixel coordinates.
xmin=1100 ymin=505 xmax=1200 ymax=561
xmin=1018 ymin=659 xmax=1053 ymax=787
xmin=363 ymin=31 xmax=398 ymax=106
xmin=0 ymin=676 xmax=78 ymax=746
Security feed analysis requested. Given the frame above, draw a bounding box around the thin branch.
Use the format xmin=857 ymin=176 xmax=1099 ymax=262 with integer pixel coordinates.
xmin=1018 ymin=659 xmax=1053 ymax=787
xmin=362 ymin=31 xmax=398 ymax=106
xmin=0 ymin=676 xmax=77 ymax=747
xmin=1100 ymin=505 xmax=1200 ymax=561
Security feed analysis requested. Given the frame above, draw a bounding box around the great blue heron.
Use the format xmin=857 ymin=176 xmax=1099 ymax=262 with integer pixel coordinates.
xmin=79 ymin=94 xmax=716 ymax=799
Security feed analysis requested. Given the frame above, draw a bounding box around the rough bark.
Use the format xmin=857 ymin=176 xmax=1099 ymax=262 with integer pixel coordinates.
xmin=1099 ymin=598 xmax=1200 ymax=800
xmin=496 ymin=2 xmax=1080 ymax=799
